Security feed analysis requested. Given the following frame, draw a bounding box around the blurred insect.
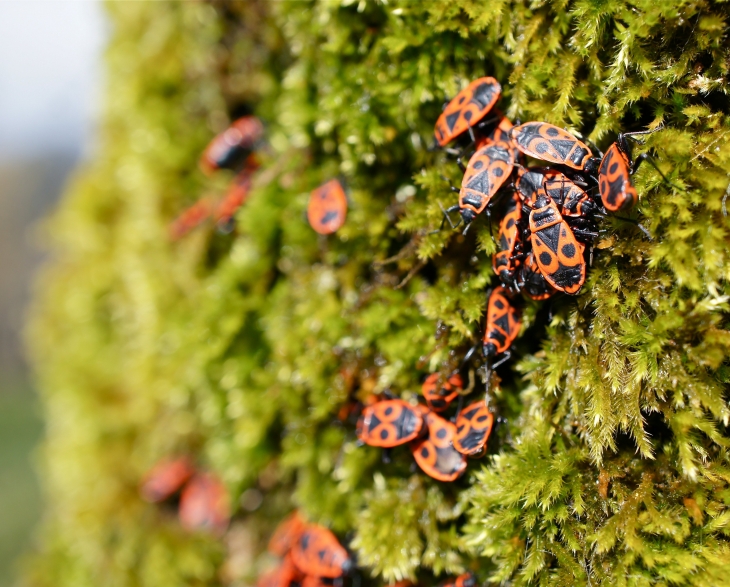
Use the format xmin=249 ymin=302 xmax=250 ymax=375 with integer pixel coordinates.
xmin=410 ymin=410 xmax=467 ymax=482
xmin=169 ymin=197 xmax=213 ymax=240
xmin=442 ymin=141 xmax=514 ymax=229
xmin=214 ymin=157 xmax=259 ymax=230
xmin=291 ymin=525 xmax=352 ymax=578
xmin=356 ymin=399 xmax=425 ymax=447
xmin=257 ymin=555 xmax=303 ymax=587
xmin=214 ymin=172 xmax=252 ymax=230
xmin=438 ymin=573 xmax=476 ymax=587
xmin=200 ymin=115 xmax=264 ymax=174
xmin=454 ymin=401 xmax=494 ymax=456
xmin=301 ymin=576 xmax=335 ymax=587
xmin=421 ymin=372 xmax=463 ymax=412
xmin=527 ymin=191 xmax=586 ymax=294
xmin=140 ymin=457 xmax=195 ymax=503
xmin=308 ymin=179 xmax=348 ymax=235
xmin=434 ymin=77 xmax=501 ymax=147
xmin=178 ymin=473 xmax=230 ymax=535
xmin=269 ymin=511 xmax=306 ymax=556
xmin=493 ymin=192 xmax=525 ymax=291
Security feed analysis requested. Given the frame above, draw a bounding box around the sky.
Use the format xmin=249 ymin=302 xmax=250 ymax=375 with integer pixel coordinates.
xmin=0 ymin=1 xmax=107 ymax=159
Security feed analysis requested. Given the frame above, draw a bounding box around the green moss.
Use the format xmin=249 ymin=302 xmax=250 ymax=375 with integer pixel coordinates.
xmin=24 ymin=1 xmax=730 ymax=586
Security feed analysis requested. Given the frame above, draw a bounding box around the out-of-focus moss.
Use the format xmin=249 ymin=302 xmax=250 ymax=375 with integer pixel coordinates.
xmin=24 ymin=1 xmax=730 ymax=586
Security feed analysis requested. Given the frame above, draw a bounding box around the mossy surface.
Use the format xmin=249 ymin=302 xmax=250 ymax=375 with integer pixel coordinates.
xmin=25 ymin=1 xmax=730 ymax=586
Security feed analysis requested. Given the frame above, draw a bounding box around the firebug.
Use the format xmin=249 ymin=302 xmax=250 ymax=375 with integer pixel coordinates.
xmin=307 ymin=179 xmax=348 ymax=235
xmin=434 ymin=77 xmax=501 ymax=147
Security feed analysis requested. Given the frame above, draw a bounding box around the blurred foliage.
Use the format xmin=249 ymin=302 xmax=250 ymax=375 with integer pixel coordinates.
xmin=24 ymin=1 xmax=730 ymax=586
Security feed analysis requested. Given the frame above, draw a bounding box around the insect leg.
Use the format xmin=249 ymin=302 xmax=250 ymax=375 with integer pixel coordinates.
xmin=483 ymin=361 xmax=493 ymax=407
xmin=723 ymin=178 xmax=730 ymax=217
xmin=468 ymin=125 xmax=477 ymax=145
xmin=633 ymin=153 xmax=684 ymax=190
xmin=381 ymin=448 xmax=392 ymax=464
xmin=437 ymin=202 xmax=462 ymax=231
xmin=491 ymin=352 xmax=511 ymax=370
xmin=452 ymin=394 xmax=464 ymax=423
xmin=461 ymin=344 xmax=479 ymax=365
xmin=572 ymin=228 xmax=599 ymax=240
xmin=443 ymin=147 xmax=463 ymax=157
xmin=612 ymin=215 xmax=653 ymax=240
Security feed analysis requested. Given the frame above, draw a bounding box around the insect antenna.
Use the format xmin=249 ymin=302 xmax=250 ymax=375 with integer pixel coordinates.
xmin=612 ymin=215 xmax=653 ymax=240
xmin=436 ymin=201 xmax=462 ymax=232
xmin=572 ymin=130 xmax=604 ymax=158
xmin=633 ymin=153 xmax=684 ymax=191
xmin=483 ymin=362 xmax=493 ymax=407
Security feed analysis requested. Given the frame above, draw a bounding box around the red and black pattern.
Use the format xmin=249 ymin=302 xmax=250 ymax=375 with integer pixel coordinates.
xmin=454 ymin=401 xmax=494 ymax=456
xmin=200 ymin=115 xmax=264 ymax=174
xmin=291 ymin=525 xmax=352 ymax=578
xmin=140 ymin=457 xmax=195 ymax=503
xmin=518 ymin=250 xmax=557 ymax=301
xmin=169 ymin=197 xmax=213 ymax=240
xmin=598 ymin=142 xmax=638 ymax=212
xmin=410 ymin=410 xmax=467 ymax=482
xmin=307 ymin=179 xmax=348 ymax=235
xmin=455 ymin=141 xmax=514 ymax=225
xmin=434 ymin=77 xmax=501 ymax=147
xmin=511 ymin=122 xmax=593 ymax=170
xmin=257 ymin=555 xmax=303 ymax=587
xmin=215 ymin=171 xmax=253 ymax=228
xmin=528 ymin=191 xmax=586 ymax=295
xmin=439 ymin=573 xmax=477 ymax=587
xmin=356 ymin=399 xmax=425 ymax=447
xmin=493 ymin=192 xmax=525 ymax=290
xmin=178 ymin=473 xmax=230 ymax=535
xmin=483 ymin=286 xmax=521 ymax=359
xmin=269 ymin=511 xmax=306 ymax=556
xmin=421 ymin=372 xmax=463 ymax=412
xmin=542 ymin=170 xmax=596 ymax=219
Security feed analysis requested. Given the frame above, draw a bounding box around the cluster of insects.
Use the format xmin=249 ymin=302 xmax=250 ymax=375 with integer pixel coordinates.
xmin=169 ymin=115 xmax=348 ymax=238
xmin=434 ymin=75 xmax=672 ymax=393
xmin=154 ymin=75 xmax=673 ymax=587
xmin=141 ymin=457 xmax=230 ymax=534
xmin=258 ymin=511 xmax=352 ymax=587
xmin=356 ymin=373 xmax=493 ymax=482
xmin=257 ymin=512 xmax=474 ymax=587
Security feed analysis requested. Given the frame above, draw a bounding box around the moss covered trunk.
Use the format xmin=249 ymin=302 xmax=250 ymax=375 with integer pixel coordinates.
xmin=25 ymin=1 xmax=730 ymax=586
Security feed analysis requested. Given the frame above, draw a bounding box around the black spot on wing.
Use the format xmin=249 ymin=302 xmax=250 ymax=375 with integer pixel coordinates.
xmin=535 ymin=223 xmax=561 ymax=252
xmin=445 ymin=111 xmax=460 ymax=132
xmin=465 ymin=169 xmax=492 ymax=195
xmin=470 ymin=81 xmax=498 ymax=109
xmin=549 ymin=139 xmax=577 ymax=159
xmin=320 ymin=211 xmax=339 ymax=224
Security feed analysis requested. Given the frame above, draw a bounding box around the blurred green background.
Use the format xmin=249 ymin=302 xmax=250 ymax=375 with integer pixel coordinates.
xmin=0 ymin=2 xmax=105 ymax=585
xmin=0 ymin=382 xmax=42 ymax=586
